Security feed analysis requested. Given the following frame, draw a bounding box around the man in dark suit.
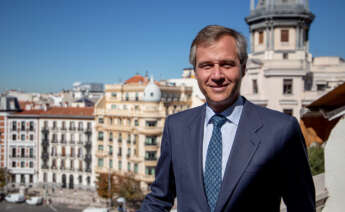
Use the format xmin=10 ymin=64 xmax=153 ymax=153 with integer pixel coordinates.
xmin=139 ymin=25 xmax=315 ymax=212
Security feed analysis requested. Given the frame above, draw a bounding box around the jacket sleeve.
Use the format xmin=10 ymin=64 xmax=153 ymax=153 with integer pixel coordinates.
xmin=138 ymin=116 xmax=176 ymax=212
xmin=281 ymin=117 xmax=316 ymax=212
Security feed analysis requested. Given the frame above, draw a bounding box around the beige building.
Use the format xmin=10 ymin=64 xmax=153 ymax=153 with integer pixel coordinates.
xmin=94 ymin=75 xmax=192 ymax=190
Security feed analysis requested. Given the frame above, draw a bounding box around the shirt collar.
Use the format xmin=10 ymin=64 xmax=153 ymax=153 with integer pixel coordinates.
xmin=205 ymin=96 xmax=244 ymax=126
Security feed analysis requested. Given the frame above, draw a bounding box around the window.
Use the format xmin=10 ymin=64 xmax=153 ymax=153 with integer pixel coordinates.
xmin=21 ymin=134 xmax=25 ymax=141
xmin=145 ymin=136 xmax=157 ymax=145
xmin=145 ymin=166 xmax=155 ymax=176
xmin=29 ymin=134 xmax=34 ymax=141
xmin=12 ymin=161 xmax=16 ymax=168
xmin=127 ymin=148 xmax=131 ymax=157
xmin=29 ymin=175 xmax=33 ymax=183
xmin=12 ymin=121 xmax=17 ymax=131
xmin=61 ymin=134 xmax=65 ymax=143
xmin=118 ymin=160 xmax=122 ymax=170
xmin=111 ymin=104 xmax=117 ymax=109
xmin=12 ymin=148 xmax=16 ymax=158
xmin=53 ymin=173 xmax=56 ymax=183
xmin=283 ymin=52 xmax=288 ymax=59
xmin=281 ymin=29 xmax=289 ymax=42
xmin=53 ymin=121 xmax=57 ymax=129
xmin=317 ymin=84 xmax=327 ymax=91
xmin=21 ymin=121 xmax=25 ymax=131
xmin=62 ymin=147 xmax=66 ymax=157
xmin=62 ymin=121 xmax=66 ymax=130
xmin=134 ymin=120 xmax=139 ymax=126
xmin=134 ymin=163 xmax=138 ymax=174
xmin=109 ymin=132 xmax=113 ymax=142
xmin=21 ymin=148 xmax=25 ymax=157
xmin=78 ymin=122 xmax=83 ymax=131
xmin=71 ymin=147 xmax=75 ymax=157
xmin=118 ymin=147 xmax=122 ymax=156
xmin=70 ymin=121 xmax=75 ymax=130
xmin=98 ymin=117 xmax=104 ymax=124
xmin=29 ymin=161 xmax=34 ymax=168
xmin=79 ymin=160 xmax=83 ymax=171
xmin=29 ymin=121 xmax=34 ymax=131
xmin=118 ymin=133 xmax=122 ymax=142
xmin=109 ymin=146 xmax=113 ymax=155
xmin=252 ymin=79 xmax=258 ymax=94
xmin=258 ymin=31 xmax=264 ymax=44
xmin=98 ymin=158 xmax=104 ymax=168
xmin=109 ymin=159 xmax=113 ymax=168
xmin=98 ymin=131 xmax=104 ymax=141
xmin=125 ymin=93 xmax=129 ymax=101
xmin=135 ymin=93 xmax=139 ymax=101
xmin=21 ymin=161 xmax=25 ymax=168
xmin=145 ymin=151 xmax=157 ymax=161
xmin=70 ymin=160 xmax=74 ymax=170
xmin=146 ymin=121 xmax=157 ymax=127
xmin=98 ymin=145 xmax=104 ymax=151
xmin=30 ymin=148 xmax=33 ymax=158
xmin=127 ymin=162 xmax=131 ymax=171
xmin=111 ymin=92 xmax=117 ymax=98
xmin=283 ymin=109 xmax=293 ymax=116
xmin=283 ymin=79 xmax=293 ymax=94
xmin=12 ymin=134 xmax=16 ymax=141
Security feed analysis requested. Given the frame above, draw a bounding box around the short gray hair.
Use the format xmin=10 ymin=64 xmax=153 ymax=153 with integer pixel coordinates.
xmin=189 ymin=25 xmax=248 ymax=69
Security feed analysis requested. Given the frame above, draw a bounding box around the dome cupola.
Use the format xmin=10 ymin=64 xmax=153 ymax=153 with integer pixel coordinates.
xmin=143 ymin=76 xmax=161 ymax=102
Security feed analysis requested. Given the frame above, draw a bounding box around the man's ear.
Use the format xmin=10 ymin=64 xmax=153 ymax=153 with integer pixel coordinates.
xmin=241 ymin=64 xmax=246 ymax=77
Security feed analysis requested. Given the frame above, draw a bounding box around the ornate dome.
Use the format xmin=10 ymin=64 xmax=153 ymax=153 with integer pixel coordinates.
xmin=143 ymin=76 xmax=161 ymax=102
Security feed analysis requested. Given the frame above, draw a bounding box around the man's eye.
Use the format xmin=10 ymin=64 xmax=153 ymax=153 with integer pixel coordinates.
xmin=199 ymin=64 xmax=212 ymax=69
xmin=221 ymin=62 xmax=235 ymax=68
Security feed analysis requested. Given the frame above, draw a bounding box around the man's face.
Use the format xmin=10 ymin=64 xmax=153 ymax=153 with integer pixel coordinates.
xmin=195 ymin=35 xmax=244 ymax=112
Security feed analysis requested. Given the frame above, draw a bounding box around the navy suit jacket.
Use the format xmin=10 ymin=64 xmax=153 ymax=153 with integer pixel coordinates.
xmin=139 ymin=98 xmax=315 ymax=212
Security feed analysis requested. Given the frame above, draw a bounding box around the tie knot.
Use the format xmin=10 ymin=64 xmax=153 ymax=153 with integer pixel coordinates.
xmin=211 ymin=114 xmax=227 ymax=128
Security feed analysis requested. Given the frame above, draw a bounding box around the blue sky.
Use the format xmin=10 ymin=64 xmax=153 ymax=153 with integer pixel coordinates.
xmin=1 ymin=0 xmax=344 ymax=93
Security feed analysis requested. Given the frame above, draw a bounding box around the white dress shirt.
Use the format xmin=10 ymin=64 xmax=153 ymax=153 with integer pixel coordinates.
xmin=203 ymin=96 xmax=244 ymax=178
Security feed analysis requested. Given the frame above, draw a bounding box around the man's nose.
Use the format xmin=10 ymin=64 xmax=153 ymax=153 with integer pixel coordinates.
xmin=211 ymin=64 xmax=223 ymax=80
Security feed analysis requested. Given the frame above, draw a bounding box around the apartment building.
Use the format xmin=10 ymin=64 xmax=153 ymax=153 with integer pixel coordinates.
xmin=94 ymin=76 xmax=192 ymax=190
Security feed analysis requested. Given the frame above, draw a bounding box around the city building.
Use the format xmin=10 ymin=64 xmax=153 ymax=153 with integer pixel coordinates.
xmin=72 ymin=82 xmax=104 ymax=103
xmin=0 ymin=96 xmax=21 ymax=168
xmin=4 ymin=106 xmax=95 ymax=190
xmin=242 ymin=0 xmax=345 ymax=119
xmin=6 ymin=111 xmax=40 ymax=186
xmin=37 ymin=107 xmax=95 ymax=190
xmin=94 ymin=75 xmax=192 ymax=190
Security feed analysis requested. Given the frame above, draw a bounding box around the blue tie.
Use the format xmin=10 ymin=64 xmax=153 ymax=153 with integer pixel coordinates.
xmin=204 ymin=114 xmax=227 ymax=212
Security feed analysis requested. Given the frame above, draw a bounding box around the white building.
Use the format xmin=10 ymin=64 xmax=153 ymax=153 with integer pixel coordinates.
xmin=242 ymin=0 xmax=345 ymax=120
xmin=38 ymin=107 xmax=96 ymax=190
xmin=6 ymin=112 xmax=40 ymax=186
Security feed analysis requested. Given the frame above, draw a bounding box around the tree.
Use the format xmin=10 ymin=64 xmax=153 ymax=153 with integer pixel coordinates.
xmin=113 ymin=173 xmax=145 ymax=209
xmin=0 ymin=168 xmax=11 ymax=190
xmin=96 ymin=172 xmax=117 ymax=199
xmin=308 ymin=145 xmax=325 ymax=176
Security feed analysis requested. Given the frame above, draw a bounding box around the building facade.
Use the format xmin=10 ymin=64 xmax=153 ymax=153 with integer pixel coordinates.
xmin=0 ymin=96 xmax=21 ymax=168
xmin=37 ymin=107 xmax=95 ymax=190
xmin=242 ymin=0 xmax=345 ymax=119
xmin=94 ymin=75 xmax=192 ymax=190
xmin=6 ymin=113 xmax=40 ymax=186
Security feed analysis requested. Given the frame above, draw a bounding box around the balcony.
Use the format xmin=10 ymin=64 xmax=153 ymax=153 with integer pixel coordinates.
xmin=41 ymin=127 xmax=49 ymax=133
xmin=51 ymin=139 xmax=58 ymax=144
xmin=78 ymin=127 xmax=84 ymax=131
xmin=61 ymin=127 xmax=67 ymax=132
xmin=60 ymin=140 xmax=67 ymax=144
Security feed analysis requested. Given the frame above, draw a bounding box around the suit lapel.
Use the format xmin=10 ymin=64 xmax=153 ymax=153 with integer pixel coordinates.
xmin=185 ymin=104 xmax=210 ymax=209
xmin=215 ymin=100 xmax=263 ymax=212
